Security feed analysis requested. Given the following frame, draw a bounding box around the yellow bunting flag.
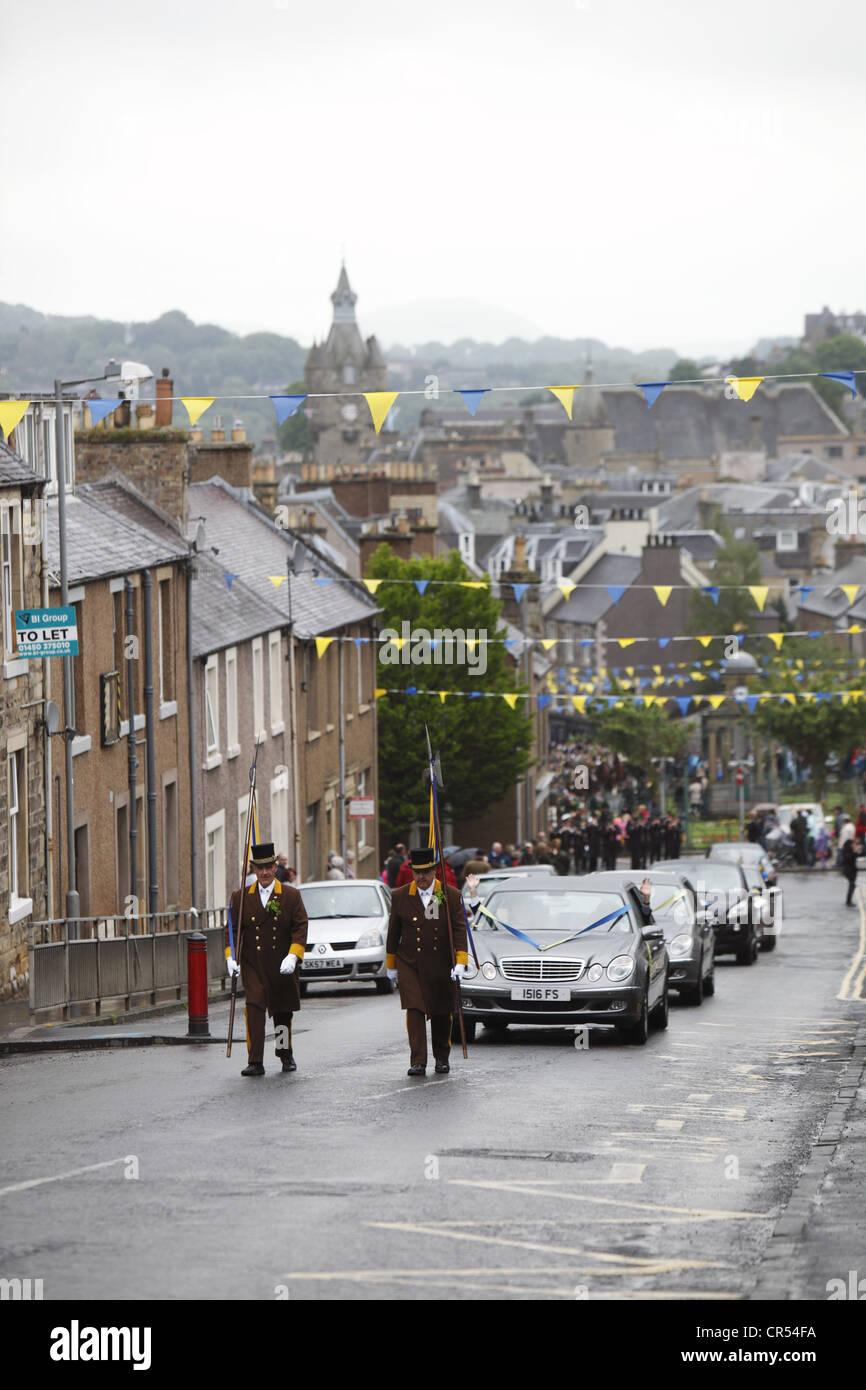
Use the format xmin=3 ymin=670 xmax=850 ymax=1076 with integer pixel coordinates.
xmin=782 ymin=693 xmax=796 ymax=705
xmin=643 ymin=695 xmax=656 ymax=708
xmin=363 ymin=578 xmax=383 ymax=594
xmin=618 ymin=638 xmax=636 ymax=649
xmin=625 ymin=665 xmax=635 ymax=676
xmin=269 ymin=575 xmax=286 ymax=588
xmin=767 ymin=632 xmax=785 ymax=650
xmin=841 ymin=585 xmax=860 ymax=605
xmin=572 ymin=696 xmax=587 ymax=714
xmin=438 ymin=692 xmax=449 ymax=703
xmin=460 ymin=581 xmax=487 ymax=589
xmin=727 ymin=376 xmax=764 ymax=402
xmin=394 ymin=637 xmax=406 ymax=651
xmin=374 ymin=688 xmax=387 ymax=700
xmin=466 ymin=637 xmax=478 ymax=654
xmin=363 ymin=392 xmax=399 ymax=434
xmin=653 ymin=586 xmax=673 ymax=607
xmin=547 ymin=385 xmax=581 ymax=420
xmin=696 ymin=636 xmax=713 ymax=648
xmin=558 ymin=581 xmax=576 ymax=600
xmin=707 ymin=695 xmax=726 ymax=710
xmin=748 ymin=586 xmax=769 ymax=612
xmin=541 ymin=639 xmax=557 ymax=650
xmin=848 ymin=623 xmax=863 ymax=635
xmin=180 ymin=397 xmax=214 ymax=427
xmin=315 ymin=637 xmax=334 ymax=659
xmin=0 ymin=400 xmax=30 ymax=439
xmin=502 ymin=694 xmax=520 ymax=709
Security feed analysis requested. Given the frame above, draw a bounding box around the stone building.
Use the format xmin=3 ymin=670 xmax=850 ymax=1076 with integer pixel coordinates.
xmin=304 ymin=265 xmax=389 ymax=469
xmin=0 ymin=442 xmax=48 ymax=999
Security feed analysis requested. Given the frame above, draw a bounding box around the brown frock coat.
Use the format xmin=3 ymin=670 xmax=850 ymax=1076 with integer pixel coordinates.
xmin=386 ymin=881 xmax=469 ymax=1017
xmin=227 ymin=879 xmax=308 ymax=1013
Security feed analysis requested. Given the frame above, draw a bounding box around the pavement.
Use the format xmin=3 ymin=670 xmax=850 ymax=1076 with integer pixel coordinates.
xmin=2 ymin=867 xmax=864 ymax=1303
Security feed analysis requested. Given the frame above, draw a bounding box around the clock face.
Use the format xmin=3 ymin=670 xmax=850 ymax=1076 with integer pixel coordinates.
xmin=341 ymin=403 xmax=358 ymax=423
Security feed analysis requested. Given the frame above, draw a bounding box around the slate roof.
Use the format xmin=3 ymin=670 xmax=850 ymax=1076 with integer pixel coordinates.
xmin=191 ymin=553 xmax=289 ymax=659
xmin=189 ymin=480 xmax=377 ymax=641
xmin=547 ymin=553 xmax=643 ymax=624
xmin=0 ymin=438 xmax=44 ymax=489
xmin=44 ymin=481 xmax=189 ymax=585
xmin=795 ymin=556 xmax=866 ymax=622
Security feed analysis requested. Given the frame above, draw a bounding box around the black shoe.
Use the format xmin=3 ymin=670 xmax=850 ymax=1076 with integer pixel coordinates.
xmin=241 ymin=1063 xmax=265 ymax=1077
xmin=407 ymin=1064 xmax=426 ymax=1076
xmin=434 ymin=1060 xmax=450 ymax=1074
xmin=281 ymin=1057 xmax=297 ymax=1073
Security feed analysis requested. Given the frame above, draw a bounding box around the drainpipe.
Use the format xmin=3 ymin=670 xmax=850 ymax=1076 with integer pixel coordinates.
xmin=186 ymin=555 xmax=199 ymax=908
xmin=142 ymin=571 xmax=158 ymax=916
xmin=339 ymin=639 xmax=346 ymax=868
xmin=125 ymin=579 xmax=138 ymax=908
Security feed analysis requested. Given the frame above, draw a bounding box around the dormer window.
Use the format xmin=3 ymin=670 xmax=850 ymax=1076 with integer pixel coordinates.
xmin=344 ymin=364 xmax=355 ymax=385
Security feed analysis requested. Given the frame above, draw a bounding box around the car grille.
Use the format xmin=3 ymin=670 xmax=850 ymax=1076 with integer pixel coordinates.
xmin=330 ymin=941 xmax=358 ymax=952
xmin=499 ymin=957 xmax=585 ymax=982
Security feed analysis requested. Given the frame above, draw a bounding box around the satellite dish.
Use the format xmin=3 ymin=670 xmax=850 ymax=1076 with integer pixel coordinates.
xmin=44 ymin=701 xmax=61 ymax=735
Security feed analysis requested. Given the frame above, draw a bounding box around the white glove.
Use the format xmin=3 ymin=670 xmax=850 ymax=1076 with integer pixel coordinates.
xmin=279 ymin=953 xmax=297 ymax=975
xmin=226 ymin=957 xmax=240 ymax=978
xmin=386 ymin=968 xmax=398 ymax=982
xmin=450 ymin=964 xmax=466 ymax=981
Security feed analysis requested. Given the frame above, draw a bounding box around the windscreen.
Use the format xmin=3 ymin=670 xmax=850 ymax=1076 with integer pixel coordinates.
xmin=300 ymin=885 xmax=383 ymax=919
xmin=649 ymin=883 xmax=695 ymax=923
xmin=680 ymin=863 xmax=742 ymax=893
xmin=483 ymin=890 xmax=633 ymax=935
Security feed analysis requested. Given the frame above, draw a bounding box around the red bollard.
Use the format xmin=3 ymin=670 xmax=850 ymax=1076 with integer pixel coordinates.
xmin=186 ymin=932 xmax=210 ymax=1039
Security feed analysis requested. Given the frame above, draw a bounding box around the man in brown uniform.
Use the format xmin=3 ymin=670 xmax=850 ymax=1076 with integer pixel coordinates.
xmin=225 ymin=842 xmax=308 ymax=1077
xmin=385 ymin=847 xmax=469 ymax=1076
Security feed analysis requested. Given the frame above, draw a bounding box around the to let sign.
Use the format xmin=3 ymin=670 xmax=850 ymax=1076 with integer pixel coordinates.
xmin=15 ymin=608 xmax=79 ymax=658
xmin=348 ymin=798 xmax=375 ymax=819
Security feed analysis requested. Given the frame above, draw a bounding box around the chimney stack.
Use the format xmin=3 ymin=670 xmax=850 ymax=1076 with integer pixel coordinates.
xmin=155 ymin=368 xmax=173 ymax=427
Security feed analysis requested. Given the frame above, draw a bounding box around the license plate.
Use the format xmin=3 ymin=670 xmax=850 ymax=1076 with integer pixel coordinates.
xmin=304 ymin=958 xmax=344 ymax=970
xmin=510 ymin=986 xmax=571 ymax=1002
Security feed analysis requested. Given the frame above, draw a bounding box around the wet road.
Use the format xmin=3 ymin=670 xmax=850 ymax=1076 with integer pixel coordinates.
xmin=2 ymin=871 xmax=864 ymax=1301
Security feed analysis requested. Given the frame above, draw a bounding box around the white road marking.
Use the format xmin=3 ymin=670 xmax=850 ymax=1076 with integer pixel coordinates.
xmin=0 ymin=1157 xmax=128 ymax=1197
xmin=447 ymin=1178 xmax=772 ymax=1220
xmin=655 ymin=1119 xmax=685 ymax=1131
xmin=687 ymin=1092 xmax=712 ymax=1101
xmin=363 ymin=1076 xmax=466 ymax=1100
xmin=838 ymin=886 xmax=866 ymax=1002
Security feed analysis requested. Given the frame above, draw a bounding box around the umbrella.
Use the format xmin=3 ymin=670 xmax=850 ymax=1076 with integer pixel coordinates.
xmin=441 ymin=844 xmax=461 ymax=859
xmin=448 ymin=847 xmax=481 ymax=869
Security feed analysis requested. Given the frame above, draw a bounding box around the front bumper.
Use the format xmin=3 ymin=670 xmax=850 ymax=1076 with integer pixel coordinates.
xmin=459 ymin=981 xmax=645 ymax=1027
xmin=666 ymin=951 xmax=701 ymax=992
xmin=300 ymin=946 xmax=387 ymax=983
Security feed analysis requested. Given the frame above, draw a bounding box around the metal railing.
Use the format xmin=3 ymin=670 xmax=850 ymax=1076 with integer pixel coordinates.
xmin=28 ymin=908 xmax=229 ymax=1018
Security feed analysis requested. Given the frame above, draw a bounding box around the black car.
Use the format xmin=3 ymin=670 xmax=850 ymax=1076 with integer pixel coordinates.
xmin=459 ymin=877 xmax=669 ymax=1045
xmin=586 ymin=868 xmax=715 ymax=1005
xmin=664 ymin=858 xmax=764 ymax=965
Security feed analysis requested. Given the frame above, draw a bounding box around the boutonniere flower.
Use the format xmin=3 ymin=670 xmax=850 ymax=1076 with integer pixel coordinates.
xmin=266 ymin=897 xmax=280 ymax=918
xmin=433 ymin=883 xmax=445 ymax=906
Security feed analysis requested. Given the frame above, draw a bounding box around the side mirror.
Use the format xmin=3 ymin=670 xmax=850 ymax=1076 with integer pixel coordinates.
xmin=641 ymin=925 xmax=664 ymax=943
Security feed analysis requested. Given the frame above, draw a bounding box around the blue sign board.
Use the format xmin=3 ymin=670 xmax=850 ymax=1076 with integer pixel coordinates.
xmin=15 ymin=608 xmax=79 ymax=658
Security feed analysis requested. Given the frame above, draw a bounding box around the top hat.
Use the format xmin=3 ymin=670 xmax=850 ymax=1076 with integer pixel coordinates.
xmin=409 ymin=847 xmax=437 ymax=871
xmin=250 ymin=842 xmax=277 ymax=866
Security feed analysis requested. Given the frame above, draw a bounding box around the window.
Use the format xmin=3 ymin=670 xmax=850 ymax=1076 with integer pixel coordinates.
xmin=268 ymin=630 xmax=283 ymax=732
xmin=205 ymin=810 xmax=226 ymax=910
xmin=116 ymin=798 xmax=130 ymax=914
xmin=356 ymin=635 xmax=364 ymax=707
xmin=205 ymin=656 xmax=220 ymax=759
xmin=74 ymin=824 xmax=91 ymax=920
xmin=225 ymin=647 xmax=239 ymax=755
xmin=344 ymin=364 xmax=355 ymax=385
xmin=271 ymin=767 xmax=290 ymax=863
xmin=305 ymin=800 xmax=320 ymax=882
xmin=776 ymin=530 xmax=798 ymax=552
xmin=8 ymin=750 xmax=25 ymax=901
xmin=1 ymin=505 xmax=23 ymax=661
xmin=157 ymin=577 xmax=173 ymax=703
xmin=252 ymin=638 xmax=265 ymax=738
xmin=100 ymin=671 xmax=121 ymax=745
xmin=163 ymin=778 xmax=179 ymax=908
xmin=827 ymin=446 xmax=843 ymax=459
xmin=356 ymin=768 xmax=369 ymax=850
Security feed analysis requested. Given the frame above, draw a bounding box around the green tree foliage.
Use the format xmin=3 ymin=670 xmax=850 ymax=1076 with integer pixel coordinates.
xmin=366 ymin=546 xmax=533 ymax=839
xmin=686 ymin=526 xmax=764 ymax=641
xmin=588 ymin=700 xmax=689 ymax=770
xmin=751 ymin=334 xmax=866 ymax=419
xmin=668 ymin=358 xmax=704 ymax=382
xmin=277 ymin=380 xmax=313 ymax=456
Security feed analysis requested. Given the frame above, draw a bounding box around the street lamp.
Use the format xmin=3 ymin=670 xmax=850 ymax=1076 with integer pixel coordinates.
xmin=54 ymin=360 xmax=120 ymax=923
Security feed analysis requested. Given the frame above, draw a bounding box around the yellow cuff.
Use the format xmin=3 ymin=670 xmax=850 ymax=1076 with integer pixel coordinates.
xmin=385 ymin=953 xmax=397 ymax=969
xmin=225 ymin=947 xmax=232 ymax=959
xmin=455 ymin=951 xmax=468 ymax=967
xmin=289 ymin=943 xmax=305 ymax=960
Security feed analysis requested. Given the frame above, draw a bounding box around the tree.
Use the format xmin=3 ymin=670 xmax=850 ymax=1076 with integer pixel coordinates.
xmin=686 ymin=527 xmax=764 ymax=644
xmin=669 ymin=358 xmax=704 ymax=382
xmin=588 ymin=700 xmax=689 ymax=770
xmin=277 ymin=380 xmax=313 ymax=456
xmin=366 ymin=546 xmax=533 ymax=840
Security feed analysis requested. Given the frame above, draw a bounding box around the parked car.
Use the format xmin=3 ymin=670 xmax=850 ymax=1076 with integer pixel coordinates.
xmin=458 ymin=876 xmax=669 ymax=1045
xmin=461 ymin=863 xmax=557 ymax=906
xmin=665 ymin=858 xmax=765 ymax=965
xmin=587 ymin=868 xmax=715 ymax=1004
xmin=297 ymin=880 xmax=393 ymax=993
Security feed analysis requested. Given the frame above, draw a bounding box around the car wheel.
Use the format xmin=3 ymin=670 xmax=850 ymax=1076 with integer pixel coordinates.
xmin=702 ymin=963 xmax=716 ymax=997
xmin=737 ymin=929 xmax=757 ymax=965
xmin=652 ymin=978 xmax=669 ymax=1030
xmin=460 ymin=1018 xmax=477 ymax=1043
xmin=681 ymin=980 xmax=703 ymax=1006
xmin=374 ymin=976 xmax=395 ymax=994
xmin=760 ymin=935 xmax=777 ymax=953
xmin=482 ymin=1019 xmax=508 ymax=1031
xmin=617 ymin=991 xmax=649 ymax=1045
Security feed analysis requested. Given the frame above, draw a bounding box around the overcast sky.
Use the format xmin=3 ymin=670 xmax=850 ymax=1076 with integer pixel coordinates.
xmin=2 ymin=0 xmax=863 ymax=357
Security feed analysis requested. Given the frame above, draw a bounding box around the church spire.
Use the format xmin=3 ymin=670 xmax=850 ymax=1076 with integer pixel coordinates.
xmin=331 ymin=263 xmax=358 ymax=325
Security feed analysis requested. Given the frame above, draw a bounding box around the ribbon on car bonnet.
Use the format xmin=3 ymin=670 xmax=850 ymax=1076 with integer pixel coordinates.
xmin=476 ymin=902 xmax=631 ymax=952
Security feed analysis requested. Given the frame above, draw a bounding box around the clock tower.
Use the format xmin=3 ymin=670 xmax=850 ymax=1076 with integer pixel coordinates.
xmin=304 ymin=264 xmax=388 ymax=469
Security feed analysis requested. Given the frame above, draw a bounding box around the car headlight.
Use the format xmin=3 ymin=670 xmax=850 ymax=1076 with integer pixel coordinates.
xmin=481 ymin=962 xmax=497 ymax=981
xmin=607 ymin=955 xmax=635 ymax=983
xmin=587 ymin=963 xmax=604 ymax=982
xmin=668 ymin=934 xmax=693 ymax=959
xmin=462 ymin=959 xmax=478 ymax=980
xmin=355 ymin=928 xmax=383 ymax=949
